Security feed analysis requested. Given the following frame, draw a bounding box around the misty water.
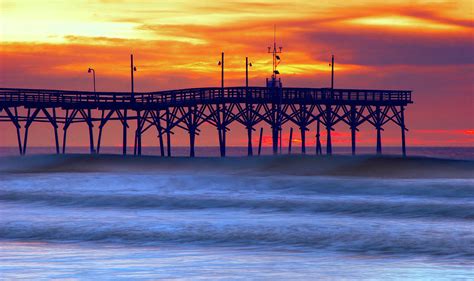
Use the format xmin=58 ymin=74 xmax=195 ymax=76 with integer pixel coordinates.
xmin=0 ymin=148 xmax=473 ymax=279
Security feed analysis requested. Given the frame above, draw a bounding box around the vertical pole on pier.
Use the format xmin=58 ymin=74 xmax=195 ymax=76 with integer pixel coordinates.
xmin=258 ymin=127 xmax=263 ymax=156
xmin=351 ymin=105 xmax=357 ymax=156
xmin=288 ymin=127 xmax=293 ymax=154
xmin=376 ymin=106 xmax=382 ymax=155
xmin=301 ymin=126 xmax=306 ymax=154
xmin=331 ymin=55 xmax=334 ymax=89
xmin=93 ymin=70 xmax=96 ymax=93
xmin=131 ymin=54 xmax=135 ymax=102
xmin=316 ymin=118 xmax=322 ymax=155
xmin=166 ymin=108 xmax=171 ymax=157
xmin=400 ymin=105 xmax=406 ymax=157
xmin=123 ymin=109 xmax=127 ymax=155
xmin=246 ymin=57 xmax=249 ymax=88
xmin=87 ymin=109 xmax=95 ymax=154
xmin=53 ymin=108 xmax=60 ymax=155
xmin=221 ymin=52 xmax=224 ymax=89
xmin=326 ymin=105 xmax=333 ymax=155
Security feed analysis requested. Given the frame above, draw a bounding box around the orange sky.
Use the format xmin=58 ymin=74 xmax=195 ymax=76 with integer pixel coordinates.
xmin=0 ymin=0 xmax=473 ymax=148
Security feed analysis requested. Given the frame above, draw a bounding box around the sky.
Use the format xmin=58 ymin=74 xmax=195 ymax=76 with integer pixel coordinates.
xmin=0 ymin=0 xmax=473 ymax=148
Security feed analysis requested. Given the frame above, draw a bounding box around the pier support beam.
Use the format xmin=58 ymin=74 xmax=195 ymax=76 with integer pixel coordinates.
xmin=288 ymin=127 xmax=293 ymax=154
xmin=123 ymin=109 xmax=128 ymax=155
xmin=165 ymin=108 xmax=172 ymax=157
xmin=300 ymin=126 xmax=306 ymax=154
xmin=215 ymin=104 xmax=227 ymax=157
xmin=375 ymin=106 xmax=382 ymax=155
xmin=401 ymin=105 xmax=406 ymax=157
xmin=52 ymin=108 xmax=60 ymax=154
xmin=87 ymin=109 xmax=95 ymax=154
xmin=3 ymin=107 xmax=23 ymax=155
xmin=189 ymin=129 xmax=196 ymax=157
xmin=134 ymin=110 xmax=142 ymax=156
xmin=247 ymin=126 xmax=253 ymax=156
xmin=96 ymin=110 xmax=108 ymax=154
xmin=22 ymin=108 xmax=59 ymax=155
xmin=325 ymin=104 xmax=333 ymax=155
xmin=272 ymin=125 xmax=279 ymax=155
xmin=62 ymin=109 xmax=70 ymax=154
xmin=350 ymin=106 xmax=357 ymax=156
xmin=220 ymin=105 xmax=227 ymax=157
xmin=153 ymin=111 xmax=165 ymax=157
xmin=316 ymin=119 xmax=322 ymax=155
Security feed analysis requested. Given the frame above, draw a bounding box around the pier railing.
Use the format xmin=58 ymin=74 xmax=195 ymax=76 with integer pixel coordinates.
xmin=0 ymin=87 xmax=412 ymax=107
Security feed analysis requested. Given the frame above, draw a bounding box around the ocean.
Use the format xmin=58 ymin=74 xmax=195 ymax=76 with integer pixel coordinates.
xmin=0 ymin=147 xmax=473 ymax=280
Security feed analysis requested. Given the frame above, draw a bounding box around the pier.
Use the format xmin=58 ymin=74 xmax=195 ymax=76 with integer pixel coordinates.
xmin=0 ymin=86 xmax=412 ymax=157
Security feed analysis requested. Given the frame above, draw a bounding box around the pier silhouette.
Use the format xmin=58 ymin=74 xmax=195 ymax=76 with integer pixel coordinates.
xmin=1 ymin=35 xmax=412 ymax=157
xmin=0 ymin=85 xmax=412 ymax=157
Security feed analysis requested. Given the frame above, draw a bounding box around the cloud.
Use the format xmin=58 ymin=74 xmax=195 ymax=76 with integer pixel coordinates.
xmin=1 ymin=0 xmax=472 ymax=147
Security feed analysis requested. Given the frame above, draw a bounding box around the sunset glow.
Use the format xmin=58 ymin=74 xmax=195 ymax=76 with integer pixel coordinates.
xmin=0 ymin=0 xmax=472 ymax=147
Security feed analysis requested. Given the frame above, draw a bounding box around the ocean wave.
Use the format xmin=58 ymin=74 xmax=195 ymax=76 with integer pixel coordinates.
xmin=1 ymin=190 xmax=473 ymax=220
xmin=1 ymin=154 xmax=473 ymax=178
xmin=1 ymin=222 xmax=473 ymax=257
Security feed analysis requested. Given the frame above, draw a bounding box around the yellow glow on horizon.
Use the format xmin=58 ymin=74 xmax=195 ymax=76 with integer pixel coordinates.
xmin=347 ymin=16 xmax=464 ymax=30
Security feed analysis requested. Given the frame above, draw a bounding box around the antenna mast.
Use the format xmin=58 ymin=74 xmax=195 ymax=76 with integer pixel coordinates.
xmin=267 ymin=25 xmax=283 ymax=87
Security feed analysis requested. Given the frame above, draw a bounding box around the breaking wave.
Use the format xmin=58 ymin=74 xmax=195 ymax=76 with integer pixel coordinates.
xmin=1 ymin=190 xmax=473 ymax=220
xmin=1 ymin=154 xmax=473 ymax=178
xmin=1 ymin=222 xmax=473 ymax=257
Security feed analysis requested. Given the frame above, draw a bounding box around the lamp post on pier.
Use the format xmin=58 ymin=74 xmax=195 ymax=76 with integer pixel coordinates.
xmin=130 ymin=54 xmax=137 ymax=101
xmin=246 ymin=57 xmax=252 ymax=87
xmin=218 ymin=52 xmax=224 ymax=89
xmin=330 ymin=54 xmax=334 ymax=90
xmin=87 ymin=67 xmax=96 ymax=92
